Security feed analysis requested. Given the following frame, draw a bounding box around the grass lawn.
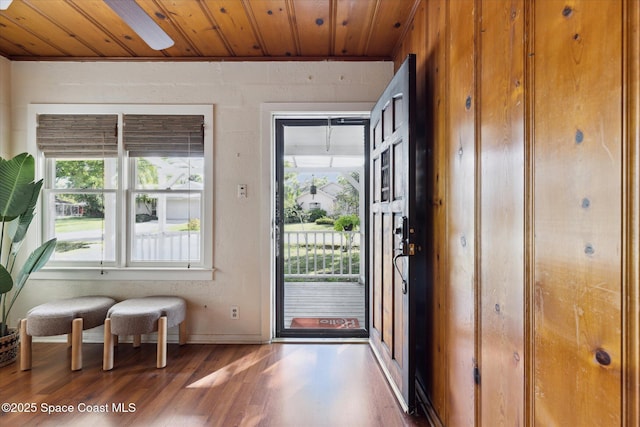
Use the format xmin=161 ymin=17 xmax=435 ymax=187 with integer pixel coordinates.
xmin=284 ymin=222 xmax=335 ymax=232
xmin=284 ymin=247 xmax=360 ymax=275
xmin=55 ymin=217 xmax=104 ymax=233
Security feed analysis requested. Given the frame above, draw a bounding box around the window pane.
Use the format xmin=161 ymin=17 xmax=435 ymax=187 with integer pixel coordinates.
xmin=131 ymin=192 xmax=201 ymax=262
xmin=50 ymin=192 xmax=116 ymax=262
xmin=54 ymin=158 xmax=117 ymax=190
xmin=135 ymin=157 xmax=204 ymax=190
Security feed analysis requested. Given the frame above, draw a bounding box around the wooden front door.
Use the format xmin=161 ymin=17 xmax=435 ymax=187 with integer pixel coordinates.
xmin=369 ymin=54 xmax=417 ymax=412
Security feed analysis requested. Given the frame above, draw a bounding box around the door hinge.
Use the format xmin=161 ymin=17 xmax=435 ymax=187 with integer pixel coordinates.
xmin=473 ymin=363 xmax=481 ymax=385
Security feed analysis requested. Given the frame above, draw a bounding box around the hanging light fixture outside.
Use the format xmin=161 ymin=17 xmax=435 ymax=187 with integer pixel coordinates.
xmin=310 ymin=175 xmax=317 ymax=199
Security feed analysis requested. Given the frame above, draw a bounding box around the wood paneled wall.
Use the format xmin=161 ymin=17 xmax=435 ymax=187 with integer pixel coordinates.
xmin=394 ymin=0 xmax=640 ymax=425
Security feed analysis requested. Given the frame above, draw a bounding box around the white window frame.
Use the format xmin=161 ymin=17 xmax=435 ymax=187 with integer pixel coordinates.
xmin=28 ymin=104 xmax=214 ymax=281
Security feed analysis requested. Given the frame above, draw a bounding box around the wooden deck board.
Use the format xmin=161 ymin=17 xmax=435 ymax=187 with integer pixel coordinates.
xmin=284 ymin=281 xmax=366 ymax=328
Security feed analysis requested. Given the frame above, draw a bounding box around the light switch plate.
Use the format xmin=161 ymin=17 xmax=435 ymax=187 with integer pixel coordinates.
xmin=237 ymin=184 xmax=247 ymax=198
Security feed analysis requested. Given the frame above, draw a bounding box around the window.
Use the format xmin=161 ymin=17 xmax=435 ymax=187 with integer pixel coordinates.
xmin=31 ymin=105 xmax=213 ymax=278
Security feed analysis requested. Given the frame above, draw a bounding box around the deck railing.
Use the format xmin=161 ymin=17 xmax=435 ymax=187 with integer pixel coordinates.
xmin=134 ymin=231 xmax=200 ymax=261
xmin=283 ymin=230 xmax=360 ymax=279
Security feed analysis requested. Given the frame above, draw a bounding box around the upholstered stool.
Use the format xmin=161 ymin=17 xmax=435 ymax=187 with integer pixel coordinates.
xmin=20 ymin=296 xmax=116 ymax=371
xmin=103 ymin=296 xmax=187 ymax=370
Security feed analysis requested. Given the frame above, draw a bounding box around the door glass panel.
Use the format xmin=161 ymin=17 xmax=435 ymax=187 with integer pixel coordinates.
xmin=394 ymin=96 xmax=404 ymax=131
xmin=374 ymin=158 xmax=380 ymax=203
xmin=383 ymin=105 xmax=393 ymax=139
xmin=276 ymin=118 xmax=369 ymax=337
xmin=373 ymin=120 xmax=381 ymax=149
xmin=394 ymin=142 xmax=404 ymax=200
xmin=381 ymin=148 xmax=390 ymax=202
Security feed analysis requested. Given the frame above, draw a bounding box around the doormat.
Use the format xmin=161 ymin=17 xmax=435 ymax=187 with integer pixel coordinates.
xmin=290 ymin=317 xmax=360 ymax=329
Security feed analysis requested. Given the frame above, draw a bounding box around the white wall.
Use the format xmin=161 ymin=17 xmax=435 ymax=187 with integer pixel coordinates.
xmin=6 ymin=60 xmax=393 ymax=343
xmin=0 ymin=56 xmax=10 ymax=158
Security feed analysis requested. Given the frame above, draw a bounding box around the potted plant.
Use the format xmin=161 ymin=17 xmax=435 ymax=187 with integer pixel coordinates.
xmin=334 ymin=214 xmax=360 ymax=252
xmin=0 ymin=152 xmax=57 ymax=366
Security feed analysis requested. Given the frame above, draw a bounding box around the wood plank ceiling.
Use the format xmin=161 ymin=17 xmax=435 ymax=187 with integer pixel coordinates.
xmin=0 ymin=0 xmax=420 ymax=61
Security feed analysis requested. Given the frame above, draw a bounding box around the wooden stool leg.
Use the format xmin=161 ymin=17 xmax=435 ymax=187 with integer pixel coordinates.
xmin=20 ymin=319 xmax=32 ymax=371
xmin=179 ymin=320 xmax=187 ymax=345
xmin=133 ymin=335 xmax=141 ymax=348
xmin=71 ymin=318 xmax=83 ymax=371
xmin=103 ymin=318 xmax=114 ymax=371
xmin=67 ymin=333 xmax=72 ymax=348
xmin=157 ymin=316 xmax=167 ymax=368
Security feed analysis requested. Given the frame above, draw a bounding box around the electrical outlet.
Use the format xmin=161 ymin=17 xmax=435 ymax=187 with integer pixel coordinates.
xmin=230 ymin=305 xmax=239 ymax=319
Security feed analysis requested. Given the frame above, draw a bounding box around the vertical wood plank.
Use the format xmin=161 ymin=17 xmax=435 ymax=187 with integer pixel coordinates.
xmin=425 ymin=0 xmax=448 ymax=418
xmin=445 ymin=0 xmax=477 ymax=425
xmin=533 ymin=0 xmax=623 ymax=425
xmin=624 ymin=0 xmax=640 ymax=425
xmin=479 ymin=0 xmax=526 ymax=425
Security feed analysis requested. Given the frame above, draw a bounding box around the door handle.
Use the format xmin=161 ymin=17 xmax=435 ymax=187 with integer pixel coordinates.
xmin=393 ymin=216 xmax=411 ymax=294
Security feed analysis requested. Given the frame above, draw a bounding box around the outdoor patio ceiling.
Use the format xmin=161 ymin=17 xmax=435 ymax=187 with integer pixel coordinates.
xmin=283 ymin=122 xmax=365 ymax=172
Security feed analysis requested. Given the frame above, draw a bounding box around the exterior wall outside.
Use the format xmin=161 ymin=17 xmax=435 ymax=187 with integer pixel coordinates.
xmin=5 ymin=60 xmax=393 ymax=343
xmin=296 ymin=191 xmax=336 ymax=215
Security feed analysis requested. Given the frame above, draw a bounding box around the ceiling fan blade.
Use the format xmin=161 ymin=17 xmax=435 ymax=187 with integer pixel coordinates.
xmin=0 ymin=0 xmax=13 ymax=11
xmin=104 ymin=0 xmax=174 ymax=51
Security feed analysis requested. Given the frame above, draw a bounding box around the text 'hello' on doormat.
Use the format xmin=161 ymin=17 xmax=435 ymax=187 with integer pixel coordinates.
xmin=290 ymin=317 xmax=360 ymax=329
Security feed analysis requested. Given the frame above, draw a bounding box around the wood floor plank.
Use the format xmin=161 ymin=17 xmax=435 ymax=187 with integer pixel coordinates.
xmin=0 ymin=342 xmax=428 ymax=426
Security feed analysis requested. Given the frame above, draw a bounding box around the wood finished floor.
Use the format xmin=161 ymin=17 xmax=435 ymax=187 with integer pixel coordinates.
xmin=0 ymin=342 xmax=429 ymax=427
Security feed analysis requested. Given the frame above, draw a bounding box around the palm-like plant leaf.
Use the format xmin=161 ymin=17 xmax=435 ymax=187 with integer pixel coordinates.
xmin=0 ymin=265 xmax=13 ymax=294
xmin=4 ymin=238 xmax=57 ymax=325
xmin=0 ymin=153 xmax=35 ymax=221
xmin=8 ymin=179 xmax=43 ymax=249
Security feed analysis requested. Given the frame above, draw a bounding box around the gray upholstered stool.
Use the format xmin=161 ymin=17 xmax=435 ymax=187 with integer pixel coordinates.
xmin=20 ymin=296 xmax=116 ymax=371
xmin=103 ymin=296 xmax=187 ymax=370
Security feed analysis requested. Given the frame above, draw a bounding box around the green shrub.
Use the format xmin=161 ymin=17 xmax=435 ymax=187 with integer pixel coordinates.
xmin=187 ymin=218 xmax=200 ymax=231
xmin=284 ymin=204 xmax=307 ymax=224
xmin=135 ymin=213 xmax=157 ymax=223
xmin=315 ymin=216 xmax=335 ymax=226
xmin=308 ymin=208 xmax=327 ymax=222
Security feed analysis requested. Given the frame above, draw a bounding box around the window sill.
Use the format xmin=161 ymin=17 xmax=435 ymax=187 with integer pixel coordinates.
xmin=31 ymin=267 xmax=215 ymax=281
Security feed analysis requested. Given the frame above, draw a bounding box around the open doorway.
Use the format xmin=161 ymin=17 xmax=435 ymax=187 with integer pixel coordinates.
xmin=275 ymin=117 xmax=369 ymax=338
